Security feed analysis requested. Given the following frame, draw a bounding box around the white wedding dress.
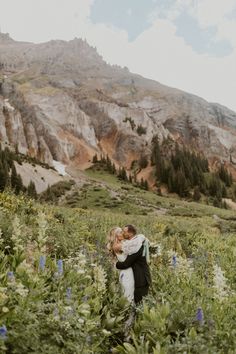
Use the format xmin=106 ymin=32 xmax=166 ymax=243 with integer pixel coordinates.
xmin=116 ymin=253 xmax=135 ymax=303
xmin=116 ymin=234 xmax=146 ymax=303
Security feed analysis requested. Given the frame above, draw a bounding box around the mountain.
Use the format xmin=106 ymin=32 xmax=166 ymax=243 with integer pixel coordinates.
xmin=1 ymin=32 xmax=236 ymax=182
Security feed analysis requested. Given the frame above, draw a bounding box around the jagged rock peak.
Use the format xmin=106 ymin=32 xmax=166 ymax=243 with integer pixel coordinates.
xmin=38 ymin=36 xmax=105 ymax=62
xmin=0 ymin=32 xmax=14 ymax=43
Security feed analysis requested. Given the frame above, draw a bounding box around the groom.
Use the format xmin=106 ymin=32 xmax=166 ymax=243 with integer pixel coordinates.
xmin=114 ymin=224 xmax=151 ymax=304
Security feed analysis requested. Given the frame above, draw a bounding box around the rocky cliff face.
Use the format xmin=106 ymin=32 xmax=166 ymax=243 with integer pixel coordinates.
xmin=1 ymin=33 xmax=236 ymax=176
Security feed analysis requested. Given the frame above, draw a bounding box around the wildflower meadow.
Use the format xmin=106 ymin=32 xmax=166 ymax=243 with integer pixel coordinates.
xmin=0 ymin=191 xmax=236 ymax=353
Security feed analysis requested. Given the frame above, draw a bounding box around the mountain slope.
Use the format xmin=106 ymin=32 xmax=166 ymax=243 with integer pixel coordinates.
xmin=1 ymin=32 xmax=236 ymax=178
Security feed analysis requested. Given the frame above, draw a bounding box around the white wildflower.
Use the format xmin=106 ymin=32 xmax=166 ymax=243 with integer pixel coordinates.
xmin=66 ymin=251 xmax=87 ymax=272
xmin=78 ymin=318 xmax=85 ymax=324
xmin=78 ymin=303 xmax=91 ymax=317
xmin=0 ymin=229 xmax=4 ymax=247
xmin=15 ymin=282 xmax=29 ymax=297
xmin=156 ymin=244 xmax=162 ymax=256
xmin=213 ymin=264 xmax=230 ymax=302
xmin=77 ymin=252 xmax=87 ymax=268
xmin=62 ymin=321 xmax=71 ymax=331
xmin=11 ymin=216 xmax=24 ymax=253
xmin=93 ymin=264 xmax=107 ymax=295
xmin=0 ymin=287 xmax=7 ymax=293
xmin=77 ymin=269 xmax=85 ymax=275
xmin=0 ymin=288 xmax=8 ymax=305
xmin=177 ymin=257 xmax=193 ymax=277
xmin=150 ymin=242 xmax=162 ymax=258
xmin=2 ymin=307 xmax=9 ymax=313
xmin=167 ymin=250 xmax=193 ymax=277
xmin=16 ymin=260 xmax=34 ymax=275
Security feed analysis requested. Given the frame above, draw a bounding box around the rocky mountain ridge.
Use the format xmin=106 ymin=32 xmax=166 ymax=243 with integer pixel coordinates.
xmin=1 ymin=33 xmax=236 ymax=181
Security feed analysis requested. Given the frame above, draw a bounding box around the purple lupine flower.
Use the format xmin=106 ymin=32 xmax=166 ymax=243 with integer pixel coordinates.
xmin=172 ymin=255 xmax=177 ymax=268
xmin=57 ymin=259 xmax=63 ymax=275
xmin=66 ymin=287 xmax=72 ymax=301
xmin=39 ymin=255 xmax=46 ymax=271
xmin=7 ymin=271 xmax=15 ymax=282
xmin=0 ymin=325 xmax=7 ymax=340
xmin=196 ymin=307 xmax=204 ymax=324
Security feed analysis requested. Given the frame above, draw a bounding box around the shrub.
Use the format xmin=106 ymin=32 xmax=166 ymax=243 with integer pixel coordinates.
xmin=136 ymin=124 xmax=147 ymax=135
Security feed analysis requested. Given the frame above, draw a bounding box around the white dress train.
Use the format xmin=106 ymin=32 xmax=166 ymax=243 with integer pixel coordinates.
xmin=116 ymin=253 xmax=134 ymax=303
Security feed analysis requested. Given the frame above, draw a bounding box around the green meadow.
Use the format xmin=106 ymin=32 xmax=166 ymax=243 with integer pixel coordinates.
xmin=1 ymin=169 xmax=236 ymax=353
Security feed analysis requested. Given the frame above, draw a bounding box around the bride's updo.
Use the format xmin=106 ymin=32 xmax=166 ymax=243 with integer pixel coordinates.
xmin=106 ymin=227 xmax=123 ymax=257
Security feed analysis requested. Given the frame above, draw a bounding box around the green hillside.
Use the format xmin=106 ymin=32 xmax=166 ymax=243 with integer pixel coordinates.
xmin=1 ymin=170 xmax=236 ymax=353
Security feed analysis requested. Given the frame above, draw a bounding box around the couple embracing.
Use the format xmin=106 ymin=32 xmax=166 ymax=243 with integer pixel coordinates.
xmin=107 ymin=224 xmax=152 ymax=304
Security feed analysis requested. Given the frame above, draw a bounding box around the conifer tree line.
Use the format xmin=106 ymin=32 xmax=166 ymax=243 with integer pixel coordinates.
xmin=0 ymin=145 xmax=37 ymax=198
xmin=151 ymin=135 xmax=233 ymax=204
xmin=92 ymin=154 xmax=149 ymax=190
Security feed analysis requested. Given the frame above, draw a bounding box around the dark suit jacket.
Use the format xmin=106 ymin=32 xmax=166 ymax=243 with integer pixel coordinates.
xmin=116 ymin=246 xmax=151 ymax=288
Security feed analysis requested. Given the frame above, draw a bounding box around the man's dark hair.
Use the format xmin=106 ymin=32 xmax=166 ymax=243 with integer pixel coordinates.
xmin=125 ymin=224 xmax=137 ymax=235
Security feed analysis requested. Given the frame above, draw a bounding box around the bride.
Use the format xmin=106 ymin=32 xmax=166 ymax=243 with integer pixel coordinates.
xmin=107 ymin=227 xmax=134 ymax=302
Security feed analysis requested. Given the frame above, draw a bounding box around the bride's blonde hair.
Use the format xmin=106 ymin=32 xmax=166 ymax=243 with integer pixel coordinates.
xmin=106 ymin=227 xmax=122 ymax=257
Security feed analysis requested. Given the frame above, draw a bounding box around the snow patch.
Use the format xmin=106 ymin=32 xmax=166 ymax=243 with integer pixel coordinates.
xmin=52 ymin=160 xmax=68 ymax=176
xmin=4 ymin=99 xmax=15 ymax=111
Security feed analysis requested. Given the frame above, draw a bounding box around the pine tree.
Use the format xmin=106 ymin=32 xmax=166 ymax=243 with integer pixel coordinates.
xmin=176 ymin=170 xmax=190 ymax=197
xmin=112 ymin=163 xmax=116 ymax=174
xmin=138 ymin=155 xmax=148 ymax=170
xmin=11 ymin=164 xmax=18 ymax=190
xmin=151 ymin=135 xmax=161 ymax=166
xmin=218 ymin=164 xmax=233 ymax=187
xmin=208 ymin=175 xmax=221 ymax=197
xmin=213 ymin=196 xmax=221 ymax=208
xmin=140 ymin=178 xmax=145 ymax=189
xmin=121 ymin=167 xmax=128 ymax=181
xmin=106 ymin=155 xmax=113 ymax=173
xmin=44 ymin=185 xmax=54 ymax=201
xmin=118 ymin=167 xmax=128 ymax=181
xmin=27 ymin=180 xmax=37 ymax=199
xmin=101 ymin=155 xmax=106 ymax=164
xmin=92 ymin=154 xmax=98 ymax=163
xmin=15 ymin=174 xmax=24 ymax=194
xmin=144 ymin=180 xmax=149 ymax=190
xmin=167 ymin=164 xmax=175 ymax=193
xmin=222 ymin=184 xmax=227 ymax=198
xmin=0 ymin=161 xmax=7 ymax=191
xmin=160 ymin=161 xmax=170 ymax=184
xmin=15 ymin=143 xmax=19 ymax=155
xmin=193 ymin=186 xmax=201 ymax=201
xmin=229 ymin=172 xmax=233 ymax=186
